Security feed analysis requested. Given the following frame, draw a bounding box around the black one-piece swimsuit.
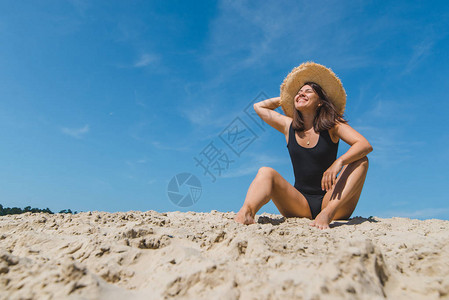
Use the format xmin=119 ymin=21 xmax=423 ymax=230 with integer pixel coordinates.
xmin=286 ymin=121 xmax=339 ymax=219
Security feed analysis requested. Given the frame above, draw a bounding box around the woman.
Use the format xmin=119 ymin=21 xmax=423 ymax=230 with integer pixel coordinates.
xmin=234 ymin=62 xmax=373 ymax=229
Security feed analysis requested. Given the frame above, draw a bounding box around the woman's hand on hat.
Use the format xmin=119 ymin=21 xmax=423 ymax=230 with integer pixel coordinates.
xmin=321 ymin=159 xmax=343 ymax=192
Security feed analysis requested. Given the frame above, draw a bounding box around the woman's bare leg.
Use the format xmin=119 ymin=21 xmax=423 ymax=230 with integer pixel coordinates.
xmin=234 ymin=167 xmax=312 ymax=224
xmin=310 ymin=156 xmax=369 ymax=229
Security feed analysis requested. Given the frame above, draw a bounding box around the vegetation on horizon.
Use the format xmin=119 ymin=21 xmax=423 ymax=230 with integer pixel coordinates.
xmin=0 ymin=204 xmax=78 ymax=216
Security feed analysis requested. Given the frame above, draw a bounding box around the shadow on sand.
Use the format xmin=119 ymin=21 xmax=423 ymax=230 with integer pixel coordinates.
xmin=256 ymin=215 xmax=378 ymax=227
xmin=330 ymin=216 xmax=379 ymax=228
xmin=257 ymin=215 xmax=286 ymax=225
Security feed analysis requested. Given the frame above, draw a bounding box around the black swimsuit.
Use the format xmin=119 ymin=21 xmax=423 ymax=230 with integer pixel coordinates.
xmin=286 ymin=121 xmax=339 ymax=218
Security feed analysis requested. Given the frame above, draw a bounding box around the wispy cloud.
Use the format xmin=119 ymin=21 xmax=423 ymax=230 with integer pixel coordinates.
xmin=350 ymin=96 xmax=422 ymax=167
xmin=180 ymin=101 xmax=243 ymax=127
xmin=150 ymin=141 xmax=191 ymax=152
xmin=134 ymin=90 xmax=149 ymax=109
xmin=381 ymin=207 xmax=449 ymax=219
xmin=61 ymin=124 xmax=90 ymax=139
xmin=390 ymin=200 xmax=409 ymax=207
xmin=182 ymin=1 xmax=377 ymax=131
xmin=134 ymin=53 xmax=157 ymax=67
xmin=112 ymin=52 xmax=165 ymax=71
xmin=402 ymin=36 xmax=436 ymax=75
xmin=182 ymin=104 xmax=215 ymax=126
xmin=128 ymin=119 xmax=193 ymax=151
xmin=201 ymin=1 xmax=375 ymax=76
xmin=178 ymin=97 xmax=260 ymax=146
xmin=128 ymin=121 xmax=149 ymax=142
xmin=125 ymin=157 xmax=151 ymax=171
xmin=67 ymin=0 xmax=90 ymax=16
xmin=351 ymin=125 xmax=417 ymax=168
xmin=220 ymin=152 xmax=287 ymax=178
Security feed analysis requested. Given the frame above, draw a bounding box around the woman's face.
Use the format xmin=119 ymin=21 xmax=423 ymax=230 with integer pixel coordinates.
xmin=294 ymin=84 xmax=321 ymax=112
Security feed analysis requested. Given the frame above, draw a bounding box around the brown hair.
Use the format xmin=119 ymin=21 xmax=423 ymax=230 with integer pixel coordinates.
xmin=292 ymin=82 xmax=347 ymax=132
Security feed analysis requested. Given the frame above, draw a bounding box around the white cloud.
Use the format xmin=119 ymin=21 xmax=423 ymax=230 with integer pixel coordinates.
xmin=127 ymin=118 xmax=193 ymax=151
xmin=401 ymin=22 xmax=449 ymax=75
xmin=351 ymin=125 xmax=416 ymax=168
xmin=61 ymin=124 xmax=90 ymax=139
xmin=182 ymin=1 xmax=376 ymax=131
xmin=380 ymin=207 xmax=449 ymax=219
xmin=112 ymin=52 xmax=165 ymax=70
xmin=400 ymin=35 xmax=435 ymax=75
xmin=220 ymin=152 xmax=287 ymax=178
xmin=150 ymin=141 xmax=191 ymax=152
xmin=349 ymin=96 xmax=422 ymax=168
xmin=125 ymin=157 xmax=152 ymax=172
xmin=390 ymin=200 xmax=409 ymax=207
xmin=134 ymin=53 xmax=157 ymax=67
xmin=182 ymin=105 xmax=214 ymax=126
xmin=179 ymin=100 xmax=253 ymax=143
xmin=201 ymin=0 xmax=373 ymax=76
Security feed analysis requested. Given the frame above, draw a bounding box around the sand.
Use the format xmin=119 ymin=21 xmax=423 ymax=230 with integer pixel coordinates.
xmin=0 ymin=210 xmax=448 ymax=300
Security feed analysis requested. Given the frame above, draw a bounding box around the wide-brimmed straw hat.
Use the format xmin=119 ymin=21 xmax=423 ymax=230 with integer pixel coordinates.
xmin=280 ymin=62 xmax=346 ymax=118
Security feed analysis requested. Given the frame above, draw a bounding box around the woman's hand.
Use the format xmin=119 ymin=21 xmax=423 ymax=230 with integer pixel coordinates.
xmin=321 ymin=159 xmax=344 ymax=192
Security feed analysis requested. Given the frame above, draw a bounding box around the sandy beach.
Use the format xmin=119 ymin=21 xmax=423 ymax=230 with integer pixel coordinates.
xmin=0 ymin=210 xmax=448 ymax=299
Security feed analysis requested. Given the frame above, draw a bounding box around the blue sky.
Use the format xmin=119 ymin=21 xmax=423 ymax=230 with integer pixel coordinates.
xmin=1 ymin=0 xmax=448 ymax=220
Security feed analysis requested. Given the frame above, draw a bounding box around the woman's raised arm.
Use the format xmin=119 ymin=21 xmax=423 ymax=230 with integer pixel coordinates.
xmin=254 ymin=97 xmax=291 ymax=135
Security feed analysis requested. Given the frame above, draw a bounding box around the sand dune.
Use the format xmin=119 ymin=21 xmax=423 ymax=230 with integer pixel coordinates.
xmin=1 ymin=211 xmax=448 ymax=299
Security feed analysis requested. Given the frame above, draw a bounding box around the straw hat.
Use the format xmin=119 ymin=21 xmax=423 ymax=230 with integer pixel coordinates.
xmin=280 ymin=62 xmax=346 ymax=118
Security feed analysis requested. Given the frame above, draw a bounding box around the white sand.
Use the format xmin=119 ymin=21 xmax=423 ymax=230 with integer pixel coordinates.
xmin=1 ymin=210 xmax=448 ymax=299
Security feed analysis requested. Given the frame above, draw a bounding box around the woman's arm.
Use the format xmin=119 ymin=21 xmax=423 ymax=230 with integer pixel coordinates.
xmin=254 ymin=96 xmax=281 ymax=110
xmin=322 ymin=122 xmax=373 ymax=191
xmin=332 ymin=122 xmax=373 ymax=165
xmin=254 ymin=97 xmax=291 ymax=135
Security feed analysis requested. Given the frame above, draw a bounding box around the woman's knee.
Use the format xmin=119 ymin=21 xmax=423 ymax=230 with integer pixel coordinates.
xmin=257 ymin=166 xmax=275 ymax=176
xmin=349 ymin=156 xmax=369 ymax=169
xmin=256 ymin=166 xmax=276 ymax=183
xmin=359 ymin=156 xmax=369 ymax=169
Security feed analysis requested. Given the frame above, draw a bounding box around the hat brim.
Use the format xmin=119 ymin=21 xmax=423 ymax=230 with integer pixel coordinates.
xmin=280 ymin=62 xmax=346 ymax=118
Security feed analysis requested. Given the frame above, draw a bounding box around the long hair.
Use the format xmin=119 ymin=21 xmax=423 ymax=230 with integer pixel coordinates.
xmin=292 ymin=82 xmax=347 ymax=132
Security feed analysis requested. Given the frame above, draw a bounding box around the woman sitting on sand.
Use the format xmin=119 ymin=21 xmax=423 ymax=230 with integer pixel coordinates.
xmin=235 ymin=62 xmax=373 ymax=230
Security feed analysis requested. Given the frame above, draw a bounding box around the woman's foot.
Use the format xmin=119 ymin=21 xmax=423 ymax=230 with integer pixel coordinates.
xmin=234 ymin=207 xmax=256 ymax=225
xmin=309 ymin=208 xmax=334 ymax=230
